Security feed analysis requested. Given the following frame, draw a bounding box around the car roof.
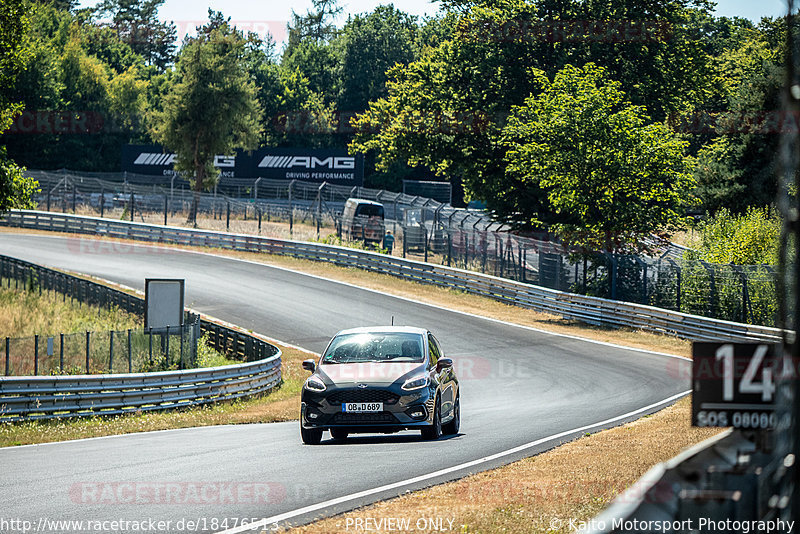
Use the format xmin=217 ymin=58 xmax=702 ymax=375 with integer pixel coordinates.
xmin=334 ymin=326 xmax=428 ymax=336
xmin=346 ymin=198 xmax=383 ymax=206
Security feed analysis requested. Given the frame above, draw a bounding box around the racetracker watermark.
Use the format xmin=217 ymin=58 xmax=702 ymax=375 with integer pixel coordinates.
xmin=66 ymin=237 xmax=173 ymax=256
xmin=174 ymin=20 xmax=287 ymax=43
xmin=462 ymin=19 xmax=673 ymax=43
xmin=270 ymin=110 xmax=504 ymax=136
xmin=3 ymin=111 xmax=120 ymax=135
xmin=69 ymin=482 xmax=286 ymax=505
xmin=669 ymin=110 xmax=799 ymax=135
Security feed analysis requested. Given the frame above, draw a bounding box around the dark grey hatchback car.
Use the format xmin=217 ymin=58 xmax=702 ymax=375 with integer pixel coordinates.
xmin=300 ymin=326 xmax=460 ymax=444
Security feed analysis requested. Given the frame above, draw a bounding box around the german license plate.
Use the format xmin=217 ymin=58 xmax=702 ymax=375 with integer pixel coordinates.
xmin=342 ymin=402 xmax=383 ymax=413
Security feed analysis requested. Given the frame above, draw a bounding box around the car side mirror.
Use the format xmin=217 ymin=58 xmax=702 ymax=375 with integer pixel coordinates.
xmin=302 ymin=359 xmax=316 ymax=373
xmin=437 ymin=358 xmax=453 ymax=372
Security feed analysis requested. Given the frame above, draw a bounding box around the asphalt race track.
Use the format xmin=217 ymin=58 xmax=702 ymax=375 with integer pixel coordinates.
xmin=0 ymin=232 xmax=691 ymax=533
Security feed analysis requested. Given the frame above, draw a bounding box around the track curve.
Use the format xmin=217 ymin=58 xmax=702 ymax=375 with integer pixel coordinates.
xmin=0 ymin=233 xmax=690 ymax=533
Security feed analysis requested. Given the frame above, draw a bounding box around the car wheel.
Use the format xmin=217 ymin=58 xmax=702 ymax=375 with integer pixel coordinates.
xmin=442 ymin=395 xmax=460 ymax=435
xmin=330 ymin=428 xmax=349 ymax=441
xmin=300 ymin=423 xmax=323 ymax=445
xmin=421 ymin=396 xmax=442 ymax=441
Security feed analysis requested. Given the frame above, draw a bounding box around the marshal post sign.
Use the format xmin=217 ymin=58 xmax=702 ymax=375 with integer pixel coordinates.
xmin=122 ymin=145 xmax=364 ymax=186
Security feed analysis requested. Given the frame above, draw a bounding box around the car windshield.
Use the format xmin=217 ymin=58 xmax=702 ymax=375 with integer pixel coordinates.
xmin=321 ymin=333 xmax=425 ymax=364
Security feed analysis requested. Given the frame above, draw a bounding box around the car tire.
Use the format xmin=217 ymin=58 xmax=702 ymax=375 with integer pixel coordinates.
xmin=442 ymin=395 xmax=460 ymax=435
xmin=300 ymin=424 xmax=323 ymax=445
xmin=421 ymin=396 xmax=442 ymax=441
xmin=330 ymin=428 xmax=349 ymax=441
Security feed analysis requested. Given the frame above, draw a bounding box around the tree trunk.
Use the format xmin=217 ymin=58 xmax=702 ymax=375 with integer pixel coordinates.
xmin=188 ymin=165 xmax=204 ymax=226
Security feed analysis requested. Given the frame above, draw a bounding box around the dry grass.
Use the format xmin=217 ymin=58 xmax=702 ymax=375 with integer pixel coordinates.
xmin=0 ymin=344 xmax=311 ymax=447
xmin=0 ymin=283 xmax=140 ymax=339
xmin=289 ymin=397 xmax=721 ymax=534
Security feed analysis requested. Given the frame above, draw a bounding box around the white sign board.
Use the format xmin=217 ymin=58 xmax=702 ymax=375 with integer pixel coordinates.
xmin=145 ymin=279 xmax=184 ymax=330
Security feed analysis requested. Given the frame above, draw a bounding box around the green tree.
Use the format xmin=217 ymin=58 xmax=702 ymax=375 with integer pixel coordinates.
xmin=0 ymin=0 xmax=38 ymax=212
xmin=692 ymin=26 xmax=783 ymax=214
xmin=150 ymin=12 xmax=261 ymax=223
xmin=687 ymin=207 xmax=780 ymax=265
xmin=91 ymin=0 xmax=177 ymax=72
xmin=503 ymin=64 xmax=694 ymax=253
xmin=336 ymin=5 xmax=419 ymax=112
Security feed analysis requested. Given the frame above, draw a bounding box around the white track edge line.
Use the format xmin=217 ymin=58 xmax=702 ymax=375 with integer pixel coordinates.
xmin=216 ymin=390 xmax=691 ymax=534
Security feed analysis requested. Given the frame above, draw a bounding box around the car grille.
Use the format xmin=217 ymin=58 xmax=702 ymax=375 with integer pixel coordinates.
xmin=332 ymin=412 xmax=399 ymax=424
xmin=326 ymin=389 xmax=399 ymax=405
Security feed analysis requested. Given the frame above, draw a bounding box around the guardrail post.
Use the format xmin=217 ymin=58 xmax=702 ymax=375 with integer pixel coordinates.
xmin=34 ymin=335 xmax=39 ymax=376
xmin=164 ymin=195 xmax=168 ymax=226
xmin=257 ymin=207 xmax=262 ymax=233
xmin=5 ymin=337 xmax=10 ymax=376
xmin=46 ymin=190 xmax=51 ymax=211
xmin=72 ymin=186 xmax=76 ymax=213
xmin=85 ymin=331 xmax=90 ymax=373
xmin=60 ymin=333 xmax=64 ymax=372
xmin=100 ymin=188 xmax=104 ymax=218
xmin=130 ymin=192 xmax=135 ymax=221
xmin=127 ymin=329 xmax=132 ymax=373
xmin=226 ymin=200 xmax=230 ymax=231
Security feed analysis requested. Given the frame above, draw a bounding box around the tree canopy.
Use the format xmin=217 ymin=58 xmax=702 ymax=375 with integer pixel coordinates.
xmin=149 ymin=11 xmax=261 ymax=222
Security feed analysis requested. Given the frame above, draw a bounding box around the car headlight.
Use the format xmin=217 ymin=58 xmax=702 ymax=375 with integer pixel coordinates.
xmin=402 ymin=374 xmax=429 ymax=391
xmin=304 ymin=376 xmax=326 ymax=392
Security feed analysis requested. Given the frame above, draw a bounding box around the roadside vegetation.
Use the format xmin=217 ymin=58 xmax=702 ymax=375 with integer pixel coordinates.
xmin=0 ymin=281 xmax=139 ymax=338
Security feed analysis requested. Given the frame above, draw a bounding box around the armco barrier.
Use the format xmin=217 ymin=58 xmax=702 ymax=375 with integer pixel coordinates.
xmin=0 ymin=209 xmax=785 ymax=343
xmin=0 ymin=253 xmax=282 ymax=422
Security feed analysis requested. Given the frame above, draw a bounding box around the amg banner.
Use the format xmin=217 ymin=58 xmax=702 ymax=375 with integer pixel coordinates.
xmin=122 ymin=145 xmax=364 ymax=185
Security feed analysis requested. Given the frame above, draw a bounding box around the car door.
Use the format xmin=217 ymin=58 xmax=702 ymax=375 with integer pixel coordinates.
xmin=428 ymin=333 xmax=455 ymax=419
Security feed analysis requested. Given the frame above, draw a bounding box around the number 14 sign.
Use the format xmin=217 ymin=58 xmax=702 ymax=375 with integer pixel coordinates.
xmin=692 ymin=342 xmax=779 ymax=429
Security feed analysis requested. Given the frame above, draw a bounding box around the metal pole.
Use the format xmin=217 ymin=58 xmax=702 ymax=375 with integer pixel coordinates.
xmin=148 ymin=327 xmax=153 ymax=363
xmin=254 ymin=177 xmax=261 ymax=200
xmin=72 ymin=186 xmax=76 ymax=213
xmin=46 ymin=190 xmax=51 ymax=211
xmin=100 ymin=189 xmax=104 ymax=218
xmin=179 ymin=326 xmax=184 ymax=370
xmin=288 ymin=180 xmax=295 ymax=234
xmin=165 ymin=326 xmax=170 ymax=366
xmin=85 ymin=331 xmax=90 ymax=373
xmin=34 ymin=335 xmax=38 ymax=376
xmin=109 ymin=330 xmax=114 ymax=372
xmin=226 ymin=201 xmax=230 ymax=231
xmin=4 ymin=337 xmax=9 ymax=376
xmin=164 ymin=195 xmax=168 ymax=225
xmin=257 ymin=207 xmax=262 ymax=233
xmin=60 ymin=333 xmax=64 ymax=372
xmin=127 ymin=329 xmax=132 ymax=373
xmin=130 ymin=192 xmax=134 ymax=221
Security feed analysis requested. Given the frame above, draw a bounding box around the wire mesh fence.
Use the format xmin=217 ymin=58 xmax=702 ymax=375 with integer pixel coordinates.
xmin=3 ymin=322 xmax=200 ymax=377
xmin=19 ymin=170 xmax=780 ymax=328
xmin=0 ymin=255 xmax=279 ymax=377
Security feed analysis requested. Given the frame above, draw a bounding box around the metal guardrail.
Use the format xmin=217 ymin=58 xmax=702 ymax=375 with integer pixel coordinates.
xmin=0 ymin=210 xmax=785 ymax=344
xmin=581 ymin=430 xmax=780 ymax=534
xmin=0 ymin=252 xmax=282 ymax=422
